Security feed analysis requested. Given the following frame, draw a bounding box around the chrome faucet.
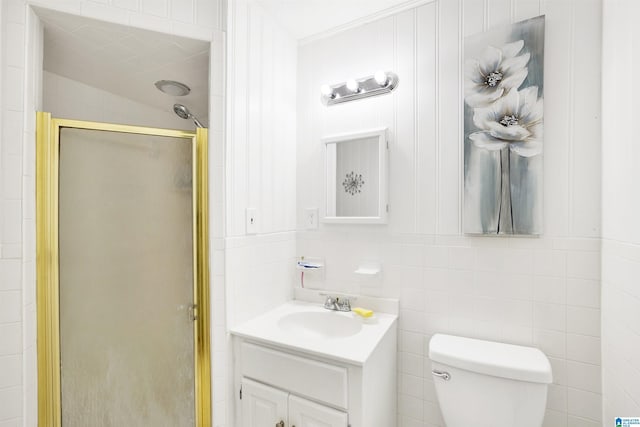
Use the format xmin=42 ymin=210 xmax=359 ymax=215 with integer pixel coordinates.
xmin=323 ymin=295 xmax=351 ymax=312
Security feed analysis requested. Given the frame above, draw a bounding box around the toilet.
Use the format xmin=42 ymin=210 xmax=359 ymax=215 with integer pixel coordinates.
xmin=428 ymin=334 xmax=552 ymax=427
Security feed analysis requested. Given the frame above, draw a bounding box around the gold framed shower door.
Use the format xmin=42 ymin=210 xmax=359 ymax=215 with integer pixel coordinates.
xmin=35 ymin=112 xmax=211 ymax=427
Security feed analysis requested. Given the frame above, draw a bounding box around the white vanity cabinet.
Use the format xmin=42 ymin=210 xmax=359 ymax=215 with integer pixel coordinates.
xmin=241 ymin=379 xmax=288 ymax=427
xmin=230 ymin=299 xmax=398 ymax=427
xmin=242 ymin=378 xmax=348 ymax=427
xmin=234 ymin=332 xmax=396 ymax=427
xmin=289 ymin=395 xmax=349 ymax=427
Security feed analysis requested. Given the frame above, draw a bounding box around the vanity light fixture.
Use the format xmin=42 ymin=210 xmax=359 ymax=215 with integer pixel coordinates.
xmin=345 ymin=79 xmax=360 ymax=94
xmin=320 ymin=70 xmax=399 ymax=106
xmin=374 ymin=70 xmax=388 ymax=86
xmin=320 ymin=84 xmax=336 ymax=99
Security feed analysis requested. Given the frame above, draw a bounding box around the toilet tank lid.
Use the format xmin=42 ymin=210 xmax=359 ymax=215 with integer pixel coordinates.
xmin=429 ymin=334 xmax=553 ymax=384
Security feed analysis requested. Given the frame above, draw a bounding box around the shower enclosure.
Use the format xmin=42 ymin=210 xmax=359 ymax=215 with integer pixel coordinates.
xmin=35 ymin=112 xmax=211 ymax=426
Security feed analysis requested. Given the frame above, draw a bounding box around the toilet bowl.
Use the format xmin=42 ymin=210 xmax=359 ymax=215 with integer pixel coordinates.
xmin=428 ymin=334 xmax=552 ymax=427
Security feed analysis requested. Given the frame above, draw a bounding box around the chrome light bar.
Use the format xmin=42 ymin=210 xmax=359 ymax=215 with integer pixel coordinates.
xmin=320 ymin=71 xmax=400 ymax=106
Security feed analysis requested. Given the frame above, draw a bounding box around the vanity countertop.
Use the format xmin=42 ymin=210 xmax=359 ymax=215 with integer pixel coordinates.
xmin=229 ymin=300 xmax=398 ymax=366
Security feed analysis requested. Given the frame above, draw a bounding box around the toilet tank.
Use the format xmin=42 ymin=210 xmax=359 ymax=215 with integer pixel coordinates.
xmin=429 ymin=334 xmax=553 ymax=427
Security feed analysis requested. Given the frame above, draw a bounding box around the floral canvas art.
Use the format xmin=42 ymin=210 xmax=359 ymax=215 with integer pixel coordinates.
xmin=464 ymin=16 xmax=545 ymax=235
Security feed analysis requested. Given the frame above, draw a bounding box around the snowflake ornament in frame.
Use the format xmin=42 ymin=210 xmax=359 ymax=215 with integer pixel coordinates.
xmin=343 ymin=171 xmax=365 ymax=195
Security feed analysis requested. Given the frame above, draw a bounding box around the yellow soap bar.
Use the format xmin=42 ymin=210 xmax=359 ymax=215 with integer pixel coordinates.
xmin=353 ymin=307 xmax=374 ymax=318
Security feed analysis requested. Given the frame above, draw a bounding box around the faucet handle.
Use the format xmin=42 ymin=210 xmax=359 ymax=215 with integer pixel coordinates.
xmin=323 ymin=296 xmax=336 ymax=309
xmin=337 ymin=298 xmax=351 ymax=311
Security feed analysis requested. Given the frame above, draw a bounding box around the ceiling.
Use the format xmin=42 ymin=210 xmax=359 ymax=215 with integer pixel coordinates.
xmin=37 ymin=8 xmax=210 ymax=123
xmin=254 ymin=0 xmax=426 ymax=40
xmin=36 ymin=1 xmax=420 ymax=119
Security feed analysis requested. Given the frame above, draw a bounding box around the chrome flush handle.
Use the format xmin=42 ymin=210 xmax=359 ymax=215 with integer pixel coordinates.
xmin=432 ymin=370 xmax=451 ymax=381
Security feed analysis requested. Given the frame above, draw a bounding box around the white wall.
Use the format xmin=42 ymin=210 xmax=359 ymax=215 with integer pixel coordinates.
xmin=296 ymin=0 xmax=602 ymax=426
xmin=0 ymin=1 xmax=225 ymax=426
xmin=601 ymin=0 xmax=640 ymax=422
xmin=224 ymin=0 xmax=298 ymax=425
xmin=225 ymin=0 xmax=297 ymax=327
xmin=0 ymin=5 xmax=43 ymax=425
xmin=226 ymin=0 xmax=297 ymax=239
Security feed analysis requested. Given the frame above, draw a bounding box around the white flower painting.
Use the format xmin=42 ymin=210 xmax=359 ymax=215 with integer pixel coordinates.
xmin=465 ymin=40 xmax=530 ymax=108
xmin=464 ymin=16 xmax=545 ymax=235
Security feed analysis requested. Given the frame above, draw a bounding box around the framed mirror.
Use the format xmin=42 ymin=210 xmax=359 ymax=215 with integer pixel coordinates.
xmin=323 ymin=128 xmax=388 ymax=224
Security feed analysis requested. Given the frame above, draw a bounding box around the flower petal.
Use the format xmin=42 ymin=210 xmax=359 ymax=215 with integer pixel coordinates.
xmin=472 ymin=92 xmax=512 ymax=128
xmin=500 ymin=68 xmax=528 ymax=91
xmin=469 ymin=132 xmax=509 ymax=151
xmin=501 ymin=52 xmax=530 ymax=74
xmin=465 ymin=81 xmax=486 ymax=97
xmin=478 ymin=46 xmax=503 ymax=76
xmin=487 ymin=121 xmax=532 ymax=141
xmin=466 ymin=86 xmax=504 ymax=108
xmin=517 ymin=87 xmax=543 ymax=124
xmin=498 ymin=88 xmax=521 ymax=115
xmin=501 ymin=40 xmax=525 ymax=59
xmin=527 ymin=121 xmax=544 ymax=140
xmin=465 ymin=59 xmax=486 ymax=84
xmin=473 ymin=105 xmax=492 ymax=129
xmin=510 ymin=140 xmax=543 ymax=157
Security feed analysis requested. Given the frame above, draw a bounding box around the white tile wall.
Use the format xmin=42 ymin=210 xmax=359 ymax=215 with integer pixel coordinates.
xmin=297 ymin=233 xmax=602 ymax=426
xmin=208 ymin=40 xmax=225 ymax=413
xmin=222 ymin=232 xmax=296 ymax=427
xmin=225 ymin=232 xmax=296 ymax=328
xmin=0 ymin=1 xmax=224 ymax=426
xmin=296 ymin=0 xmax=603 ymax=425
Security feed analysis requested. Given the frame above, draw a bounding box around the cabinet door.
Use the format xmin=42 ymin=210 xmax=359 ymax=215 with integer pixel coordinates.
xmin=288 ymin=395 xmax=348 ymax=427
xmin=242 ymin=378 xmax=288 ymax=427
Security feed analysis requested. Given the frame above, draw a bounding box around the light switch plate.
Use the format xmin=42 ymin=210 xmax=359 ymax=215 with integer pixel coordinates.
xmin=246 ymin=208 xmax=258 ymax=234
xmin=305 ymin=208 xmax=319 ymax=229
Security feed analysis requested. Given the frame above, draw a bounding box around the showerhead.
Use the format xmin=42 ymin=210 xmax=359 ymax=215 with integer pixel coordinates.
xmin=173 ymin=103 xmax=204 ymax=128
xmin=173 ymin=103 xmax=190 ymax=119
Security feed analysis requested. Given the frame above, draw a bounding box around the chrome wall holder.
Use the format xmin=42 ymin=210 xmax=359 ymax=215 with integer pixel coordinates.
xmin=320 ymin=71 xmax=399 ymax=106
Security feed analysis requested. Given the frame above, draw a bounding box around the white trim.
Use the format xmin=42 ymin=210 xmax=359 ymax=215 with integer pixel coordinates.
xmin=321 ymin=128 xmax=389 ymax=225
xmin=322 ymin=127 xmax=388 ymax=144
xmin=322 ymin=216 xmax=388 ymax=225
xmin=298 ymin=0 xmax=437 ymax=46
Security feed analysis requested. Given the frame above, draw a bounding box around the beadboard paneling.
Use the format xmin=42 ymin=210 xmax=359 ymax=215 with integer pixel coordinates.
xmin=226 ymin=0 xmax=297 ymax=237
xmin=298 ymin=0 xmax=602 ymax=238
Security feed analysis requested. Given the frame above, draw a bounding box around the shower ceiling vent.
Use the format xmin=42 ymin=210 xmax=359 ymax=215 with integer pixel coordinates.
xmin=154 ymin=80 xmax=191 ymax=96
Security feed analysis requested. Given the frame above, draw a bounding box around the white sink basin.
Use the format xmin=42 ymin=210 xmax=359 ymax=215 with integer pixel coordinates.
xmin=230 ymin=300 xmax=398 ymax=365
xmin=277 ymin=311 xmax=362 ymax=339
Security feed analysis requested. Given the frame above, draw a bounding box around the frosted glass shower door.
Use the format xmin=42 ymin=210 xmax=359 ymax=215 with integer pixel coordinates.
xmin=58 ymin=127 xmax=197 ymax=426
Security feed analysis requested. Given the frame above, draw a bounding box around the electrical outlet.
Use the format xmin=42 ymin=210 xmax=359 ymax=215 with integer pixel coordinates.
xmin=305 ymin=208 xmax=319 ymax=229
xmin=246 ymin=208 xmax=258 ymax=234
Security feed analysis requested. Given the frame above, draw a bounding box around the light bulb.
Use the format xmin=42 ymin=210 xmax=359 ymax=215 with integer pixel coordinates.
xmin=320 ymin=84 xmax=333 ymax=98
xmin=374 ymin=70 xmax=388 ymax=86
xmin=346 ymin=79 xmax=359 ymax=93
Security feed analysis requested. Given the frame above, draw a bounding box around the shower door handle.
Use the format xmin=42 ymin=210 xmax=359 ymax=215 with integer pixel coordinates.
xmin=188 ymin=304 xmax=198 ymax=321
